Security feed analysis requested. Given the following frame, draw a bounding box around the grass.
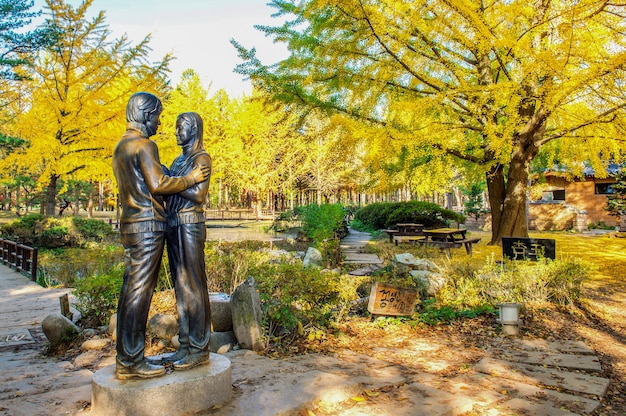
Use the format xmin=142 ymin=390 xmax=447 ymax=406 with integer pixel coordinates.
xmin=381 ymin=229 xmax=626 ymax=286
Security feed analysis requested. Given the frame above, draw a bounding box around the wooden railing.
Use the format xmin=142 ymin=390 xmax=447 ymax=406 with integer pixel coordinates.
xmin=0 ymin=239 xmax=38 ymax=281
xmin=204 ymin=209 xmax=278 ymax=221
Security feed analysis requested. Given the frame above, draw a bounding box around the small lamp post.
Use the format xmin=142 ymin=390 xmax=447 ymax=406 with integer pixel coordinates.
xmin=496 ymin=302 xmax=521 ymax=336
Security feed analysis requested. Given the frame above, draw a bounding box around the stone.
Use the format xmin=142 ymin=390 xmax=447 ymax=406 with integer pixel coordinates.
xmin=82 ymin=328 xmax=97 ymax=338
xmin=171 ymin=334 xmax=180 ymax=349
xmin=90 ymin=353 xmax=232 ymax=416
xmin=107 ymin=313 xmax=116 ymax=341
xmin=474 ymin=357 xmax=610 ymax=397
xmin=409 ymin=270 xmax=447 ymax=296
xmin=41 ymin=313 xmax=80 ymax=345
xmin=148 ymin=313 xmax=178 ymax=339
xmin=74 ymin=350 xmax=101 ymax=368
xmin=394 ymin=253 xmax=438 ymax=272
xmin=210 ymin=292 xmax=233 ymax=332
xmin=80 ymin=337 xmax=111 ymax=351
xmin=231 ymin=276 xmax=264 ymax=351
xmin=210 ymin=331 xmax=238 ymax=354
xmin=302 ymin=246 xmax=323 ymax=268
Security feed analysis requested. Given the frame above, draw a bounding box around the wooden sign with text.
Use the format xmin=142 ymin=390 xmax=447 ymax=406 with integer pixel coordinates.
xmin=368 ymin=282 xmax=417 ymax=316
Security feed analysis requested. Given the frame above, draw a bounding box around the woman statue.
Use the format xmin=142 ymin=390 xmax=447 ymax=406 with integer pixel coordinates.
xmin=162 ymin=112 xmax=212 ymax=369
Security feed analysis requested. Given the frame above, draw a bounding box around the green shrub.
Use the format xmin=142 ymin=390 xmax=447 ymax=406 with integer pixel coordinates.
xmin=299 ymin=203 xmax=347 ymax=242
xmin=250 ymin=262 xmax=368 ymax=346
xmin=0 ymin=214 xmax=115 ymax=248
xmin=204 ymin=241 xmax=273 ymax=293
xmin=296 ymin=203 xmax=347 ymax=268
xmin=72 ymin=217 xmax=116 ymax=242
xmin=417 ymin=302 xmax=495 ymax=325
xmin=72 ymin=265 xmax=124 ymax=327
xmin=352 ymin=202 xmax=396 ymax=229
xmin=354 ymin=201 xmax=465 ymax=230
xmin=38 ymin=245 xmax=124 ymax=287
xmin=268 ymin=210 xmax=300 ymax=232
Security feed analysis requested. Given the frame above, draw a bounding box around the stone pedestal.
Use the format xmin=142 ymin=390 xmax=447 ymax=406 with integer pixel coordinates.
xmin=91 ymin=353 xmax=232 ymax=416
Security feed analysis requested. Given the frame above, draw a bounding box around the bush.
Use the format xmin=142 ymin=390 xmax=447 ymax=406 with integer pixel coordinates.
xmin=438 ymin=255 xmax=592 ymax=308
xmin=296 ymin=203 xmax=348 ymax=268
xmin=299 ymin=203 xmax=348 ymax=242
xmin=204 ymin=241 xmax=272 ymax=294
xmin=72 ymin=264 xmax=124 ymax=327
xmin=354 ymin=201 xmax=465 ymax=230
xmin=250 ymin=261 xmax=369 ymax=346
xmin=38 ymin=245 xmax=124 ymax=287
xmin=0 ymin=214 xmax=115 ymax=248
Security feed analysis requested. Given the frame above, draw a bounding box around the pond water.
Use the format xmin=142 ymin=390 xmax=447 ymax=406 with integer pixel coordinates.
xmin=205 ymin=220 xmax=298 ymax=242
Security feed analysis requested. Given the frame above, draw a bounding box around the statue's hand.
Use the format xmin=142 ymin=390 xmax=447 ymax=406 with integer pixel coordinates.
xmin=189 ymin=165 xmax=211 ymax=184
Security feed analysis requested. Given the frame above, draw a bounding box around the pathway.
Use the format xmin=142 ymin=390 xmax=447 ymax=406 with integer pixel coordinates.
xmin=341 ymin=227 xmax=383 ymax=268
xmin=0 ymin=261 xmax=612 ymax=415
xmin=0 ymin=267 xmax=92 ymax=416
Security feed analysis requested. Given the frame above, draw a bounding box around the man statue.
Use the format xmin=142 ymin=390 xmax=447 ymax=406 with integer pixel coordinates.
xmin=159 ymin=112 xmax=212 ymax=369
xmin=112 ymin=92 xmax=210 ymax=379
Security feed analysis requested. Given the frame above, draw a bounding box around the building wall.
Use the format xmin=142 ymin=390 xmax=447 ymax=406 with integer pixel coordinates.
xmin=528 ymin=202 xmax=576 ymax=231
xmin=543 ymin=176 xmax=617 ymax=227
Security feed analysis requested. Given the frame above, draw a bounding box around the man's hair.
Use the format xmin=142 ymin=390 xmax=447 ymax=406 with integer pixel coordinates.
xmin=126 ymin=92 xmax=162 ymax=123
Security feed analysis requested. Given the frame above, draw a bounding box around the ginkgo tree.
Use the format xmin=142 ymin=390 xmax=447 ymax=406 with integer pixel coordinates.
xmin=1 ymin=0 xmax=172 ymax=216
xmin=234 ymin=0 xmax=626 ymax=244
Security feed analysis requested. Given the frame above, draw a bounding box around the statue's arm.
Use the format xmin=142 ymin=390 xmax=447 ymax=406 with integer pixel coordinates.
xmin=177 ymin=154 xmax=212 ymax=204
xmin=139 ymin=140 xmax=195 ymax=195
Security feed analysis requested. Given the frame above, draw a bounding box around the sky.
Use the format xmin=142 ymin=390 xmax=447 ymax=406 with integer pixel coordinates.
xmin=32 ymin=0 xmax=289 ymax=97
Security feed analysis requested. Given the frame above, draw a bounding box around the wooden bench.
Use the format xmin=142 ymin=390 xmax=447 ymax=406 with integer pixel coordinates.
xmin=393 ymin=235 xmax=426 ymax=245
xmin=455 ymin=238 xmax=481 ymax=256
xmin=383 ymin=229 xmax=399 ymax=243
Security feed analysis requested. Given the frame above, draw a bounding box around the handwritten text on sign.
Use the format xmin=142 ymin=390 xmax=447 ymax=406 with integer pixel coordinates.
xmin=368 ymin=282 xmax=418 ymax=316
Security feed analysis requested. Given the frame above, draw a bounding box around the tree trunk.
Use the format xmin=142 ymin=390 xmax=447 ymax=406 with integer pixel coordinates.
xmin=98 ymin=181 xmax=104 ymax=211
xmin=45 ymin=176 xmax=58 ymax=216
xmin=487 ymin=132 xmax=540 ymax=245
xmin=73 ymin=185 xmax=80 ymax=216
xmin=88 ymin=187 xmax=94 ymax=218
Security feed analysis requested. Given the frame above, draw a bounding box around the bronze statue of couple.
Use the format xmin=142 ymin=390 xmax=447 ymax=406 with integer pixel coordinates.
xmin=112 ymin=92 xmax=212 ymax=379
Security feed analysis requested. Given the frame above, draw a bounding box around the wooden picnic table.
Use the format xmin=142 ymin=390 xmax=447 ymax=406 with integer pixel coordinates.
xmin=423 ymin=227 xmax=467 ymax=241
xmin=394 ymin=227 xmax=480 ymax=258
xmin=396 ymin=223 xmax=425 ymax=233
xmin=383 ymin=223 xmax=424 ymax=243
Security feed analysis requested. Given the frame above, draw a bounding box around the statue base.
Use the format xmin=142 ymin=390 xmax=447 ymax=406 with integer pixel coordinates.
xmin=91 ymin=353 xmax=232 ymax=416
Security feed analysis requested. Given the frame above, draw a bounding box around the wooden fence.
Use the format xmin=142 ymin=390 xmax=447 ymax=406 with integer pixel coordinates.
xmin=0 ymin=239 xmax=38 ymax=281
xmin=204 ymin=209 xmax=278 ymax=221
xmin=102 ymin=209 xmax=279 ymax=229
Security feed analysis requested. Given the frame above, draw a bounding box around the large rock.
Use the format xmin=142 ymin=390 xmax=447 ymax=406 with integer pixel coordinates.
xmin=410 ymin=270 xmax=447 ymax=297
xmin=80 ymin=337 xmax=111 ymax=351
xmin=394 ymin=253 xmax=439 ymax=272
xmin=230 ymin=277 xmax=264 ymax=351
xmin=42 ymin=313 xmax=80 ymax=345
xmin=107 ymin=313 xmax=117 ymax=341
xmin=303 ymin=247 xmax=323 ymax=268
xmin=210 ymin=331 xmax=238 ymax=354
xmin=210 ymin=292 xmax=233 ymax=332
xmin=148 ymin=313 xmax=178 ymax=339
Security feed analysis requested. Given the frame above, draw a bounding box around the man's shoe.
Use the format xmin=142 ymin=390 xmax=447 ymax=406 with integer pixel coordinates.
xmin=147 ymin=348 xmax=188 ymax=365
xmin=162 ymin=348 xmax=190 ymax=364
xmin=116 ymin=360 xmax=166 ymax=380
xmin=172 ymin=351 xmax=210 ymax=370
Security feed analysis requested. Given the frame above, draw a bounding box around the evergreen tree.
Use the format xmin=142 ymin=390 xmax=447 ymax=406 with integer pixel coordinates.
xmin=606 ymin=170 xmax=626 ymax=218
